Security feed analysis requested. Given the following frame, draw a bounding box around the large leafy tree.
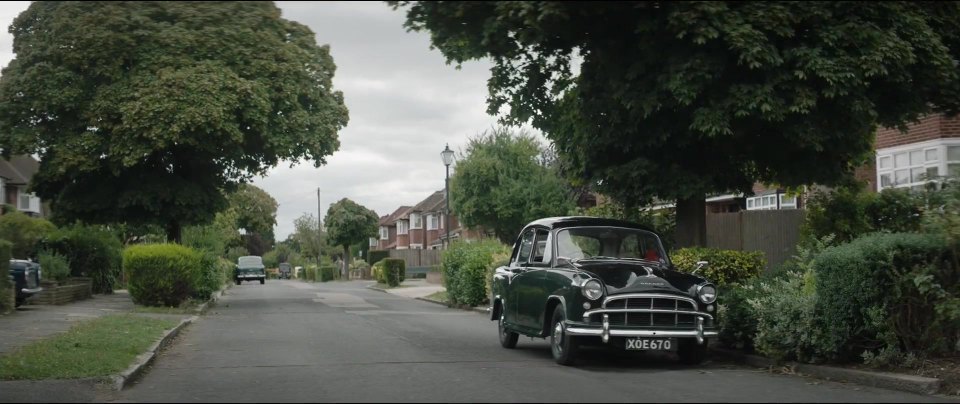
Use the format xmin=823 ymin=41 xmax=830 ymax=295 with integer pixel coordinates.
xmin=324 ymin=199 xmax=378 ymax=279
xmin=291 ymin=212 xmax=338 ymax=263
xmin=0 ymin=2 xmax=349 ymax=242
xmin=231 ymin=184 xmax=279 ymax=245
xmin=450 ymin=128 xmax=574 ymax=244
xmin=393 ymin=1 xmax=960 ymax=246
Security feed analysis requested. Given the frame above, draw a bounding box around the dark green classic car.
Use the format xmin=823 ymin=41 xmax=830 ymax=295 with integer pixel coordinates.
xmin=490 ymin=217 xmax=718 ymax=366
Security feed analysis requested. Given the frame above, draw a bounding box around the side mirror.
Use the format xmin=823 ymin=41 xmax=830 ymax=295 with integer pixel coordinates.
xmin=693 ymin=261 xmax=709 ymax=275
xmin=556 ymin=257 xmax=572 ymax=267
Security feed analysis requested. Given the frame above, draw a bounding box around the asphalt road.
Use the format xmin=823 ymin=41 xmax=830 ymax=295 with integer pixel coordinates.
xmin=108 ymin=280 xmax=952 ymax=403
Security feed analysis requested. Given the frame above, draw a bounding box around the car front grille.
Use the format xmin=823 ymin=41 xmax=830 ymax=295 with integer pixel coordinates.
xmin=590 ymin=295 xmax=708 ymax=328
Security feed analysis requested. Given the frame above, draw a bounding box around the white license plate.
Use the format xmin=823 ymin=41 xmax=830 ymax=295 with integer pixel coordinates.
xmin=625 ymin=338 xmax=675 ymax=351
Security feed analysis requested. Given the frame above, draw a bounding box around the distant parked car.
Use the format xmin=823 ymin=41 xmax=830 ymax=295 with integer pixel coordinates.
xmin=490 ymin=217 xmax=718 ymax=366
xmin=235 ymin=256 xmax=265 ymax=285
xmin=278 ymin=263 xmax=292 ymax=279
xmin=9 ymin=259 xmax=42 ymax=307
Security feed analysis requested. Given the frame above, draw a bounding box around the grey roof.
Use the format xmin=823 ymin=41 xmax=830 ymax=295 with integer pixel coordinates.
xmin=379 ymin=206 xmax=411 ymax=226
xmin=411 ymin=190 xmax=445 ymax=213
xmin=0 ymin=155 xmax=39 ymax=185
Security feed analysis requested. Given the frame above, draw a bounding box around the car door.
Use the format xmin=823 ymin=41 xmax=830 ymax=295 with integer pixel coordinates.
xmin=506 ymin=228 xmax=536 ymax=329
xmin=512 ymin=227 xmax=551 ymax=332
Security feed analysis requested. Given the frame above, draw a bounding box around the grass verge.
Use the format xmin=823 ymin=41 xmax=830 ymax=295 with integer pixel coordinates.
xmin=132 ymin=298 xmax=201 ymax=314
xmin=425 ymin=291 xmax=448 ymax=303
xmin=0 ymin=314 xmax=178 ymax=380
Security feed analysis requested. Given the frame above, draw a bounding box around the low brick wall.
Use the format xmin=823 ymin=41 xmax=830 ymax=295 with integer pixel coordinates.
xmin=32 ymin=278 xmax=93 ymax=305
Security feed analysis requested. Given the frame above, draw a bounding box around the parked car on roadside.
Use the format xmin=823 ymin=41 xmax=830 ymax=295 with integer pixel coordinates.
xmin=490 ymin=217 xmax=718 ymax=366
xmin=235 ymin=256 xmax=265 ymax=285
xmin=9 ymin=259 xmax=42 ymax=307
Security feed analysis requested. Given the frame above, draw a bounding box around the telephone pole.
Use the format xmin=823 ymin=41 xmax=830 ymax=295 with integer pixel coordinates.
xmin=317 ymin=188 xmax=322 ymax=274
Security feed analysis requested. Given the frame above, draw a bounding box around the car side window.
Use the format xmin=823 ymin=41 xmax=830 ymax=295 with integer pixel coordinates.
xmin=531 ymin=229 xmax=551 ymax=264
xmin=514 ymin=229 xmax=536 ymax=265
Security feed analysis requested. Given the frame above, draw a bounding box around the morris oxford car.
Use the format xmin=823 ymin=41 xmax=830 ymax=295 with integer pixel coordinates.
xmin=9 ymin=259 xmax=42 ymax=307
xmin=235 ymin=255 xmax=266 ymax=285
xmin=490 ymin=217 xmax=718 ymax=366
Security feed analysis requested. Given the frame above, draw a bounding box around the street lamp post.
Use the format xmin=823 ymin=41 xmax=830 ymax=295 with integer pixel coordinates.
xmin=441 ymin=144 xmax=455 ymax=249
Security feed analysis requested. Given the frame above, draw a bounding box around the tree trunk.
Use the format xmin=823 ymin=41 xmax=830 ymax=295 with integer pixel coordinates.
xmin=674 ymin=195 xmax=707 ymax=248
xmin=166 ymin=220 xmax=182 ymax=244
xmin=342 ymin=245 xmax=350 ymax=280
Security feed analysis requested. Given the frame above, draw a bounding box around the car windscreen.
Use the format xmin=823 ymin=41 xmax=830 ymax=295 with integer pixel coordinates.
xmin=238 ymin=256 xmax=263 ymax=268
xmin=556 ymin=227 xmax=668 ymax=265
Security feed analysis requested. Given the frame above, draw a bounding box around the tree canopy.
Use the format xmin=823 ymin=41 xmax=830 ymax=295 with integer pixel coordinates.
xmin=393 ymin=1 xmax=960 ymax=246
xmin=0 ymin=2 xmax=349 ymax=241
xmin=449 ymin=128 xmax=574 ymax=244
xmin=230 ymin=184 xmax=279 ymax=244
xmin=324 ymin=199 xmax=379 ymax=278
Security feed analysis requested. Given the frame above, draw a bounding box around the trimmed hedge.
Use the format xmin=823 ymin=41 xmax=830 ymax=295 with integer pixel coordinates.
xmin=38 ymin=251 xmax=71 ymax=282
xmin=814 ymin=232 xmax=957 ymax=362
xmin=0 ymin=211 xmax=56 ymax=259
xmin=0 ymin=240 xmax=13 ymax=313
xmin=44 ymin=226 xmax=122 ymax=294
xmin=441 ymin=240 xmax=510 ymax=307
xmin=368 ymin=250 xmax=389 ymax=266
xmin=672 ymin=247 xmax=765 ymax=286
xmin=379 ymin=259 xmax=405 ymax=287
xmin=319 ymin=263 xmax=336 ymax=282
xmin=123 ymin=244 xmax=203 ymax=307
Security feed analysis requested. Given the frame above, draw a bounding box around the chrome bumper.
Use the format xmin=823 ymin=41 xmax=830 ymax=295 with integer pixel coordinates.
xmin=236 ymin=274 xmax=263 ymax=279
xmin=567 ymin=315 xmax=716 ymax=345
xmin=20 ymin=287 xmax=43 ymax=294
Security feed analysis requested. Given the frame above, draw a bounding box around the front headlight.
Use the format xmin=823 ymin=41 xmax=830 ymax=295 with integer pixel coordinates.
xmin=582 ymin=279 xmax=603 ymax=301
xmin=697 ymin=284 xmax=717 ymax=304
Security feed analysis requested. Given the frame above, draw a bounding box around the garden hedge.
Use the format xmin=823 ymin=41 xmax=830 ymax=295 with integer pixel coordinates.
xmin=441 ymin=240 xmax=510 ymax=307
xmin=672 ymin=247 xmax=765 ymax=286
xmin=380 ymin=259 xmax=405 ymax=287
xmin=123 ymin=244 xmax=203 ymax=307
xmin=0 ymin=240 xmax=13 ymax=313
xmin=44 ymin=226 xmax=122 ymax=294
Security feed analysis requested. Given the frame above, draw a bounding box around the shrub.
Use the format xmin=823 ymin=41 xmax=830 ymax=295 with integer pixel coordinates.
xmin=371 ymin=261 xmax=384 ymax=283
xmin=0 ymin=211 xmax=56 ymax=259
xmin=225 ymin=246 xmax=250 ymax=264
xmin=44 ymin=226 xmax=122 ymax=294
xmin=37 ymin=250 xmax=71 ymax=282
xmin=368 ymin=250 xmax=389 ymax=266
xmin=750 ymin=270 xmax=826 ymax=363
xmin=814 ymin=232 xmax=955 ymax=362
xmin=192 ymin=253 xmax=221 ymax=301
xmin=380 ymin=259 xmax=405 ymax=287
xmin=182 ymin=225 xmax=227 ymax=257
xmin=672 ymin=248 xmax=765 ymax=286
xmin=717 ymin=280 xmax=762 ymax=352
xmin=803 ymin=185 xmax=927 ymax=244
xmin=319 ymin=263 xmax=336 ymax=282
xmin=123 ymin=244 xmax=203 ymax=307
xmin=0 ymin=240 xmax=13 ymax=313
xmin=441 ymin=240 xmax=510 ymax=306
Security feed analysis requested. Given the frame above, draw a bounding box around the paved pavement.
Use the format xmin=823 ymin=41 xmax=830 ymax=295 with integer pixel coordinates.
xmin=372 ymin=279 xmax=445 ymax=299
xmin=0 ymin=290 xmax=197 ymax=403
xmin=96 ymin=280 xmax=954 ymax=403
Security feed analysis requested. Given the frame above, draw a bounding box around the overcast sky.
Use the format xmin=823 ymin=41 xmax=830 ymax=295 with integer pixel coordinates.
xmin=0 ymin=2 xmax=526 ymax=240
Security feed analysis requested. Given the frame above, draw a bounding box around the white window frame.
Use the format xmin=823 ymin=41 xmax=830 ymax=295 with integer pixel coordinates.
xmin=439 ymin=213 xmax=445 ymax=229
xmin=779 ymin=194 xmax=797 ymax=210
xmin=379 ymin=226 xmax=388 ymax=240
xmin=369 ymin=237 xmax=378 ymax=247
xmin=426 ymin=214 xmax=437 ymax=230
xmin=410 ymin=213 xmax=422 ymax=229
xmin=877 ymin=139 xmax=960 ymax=191
xmin=746 ymin=194 xmax=778 ymax=210
xmin=397 ymin=220 xmax=409 ymax=235
xmin=410 ymin=243 xmax=423 ymax=250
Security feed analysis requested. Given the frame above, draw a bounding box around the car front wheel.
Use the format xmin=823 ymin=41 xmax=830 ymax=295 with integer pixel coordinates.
xmin=677 ymin=338 xmax=708 ymax=365
xmin=498 ymin=314 xmax=519 ymax=349
xmin=550 ymin=305 xmax=579 ymax=366
xmin=260 ymin=278 xmax=265 ymax=285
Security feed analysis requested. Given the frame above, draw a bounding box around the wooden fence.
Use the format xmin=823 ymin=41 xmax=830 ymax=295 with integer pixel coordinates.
xmin=705 ymin=210 xmax=806 ymax=270
xmin=388 ymin=249 xmax=442 ymax=269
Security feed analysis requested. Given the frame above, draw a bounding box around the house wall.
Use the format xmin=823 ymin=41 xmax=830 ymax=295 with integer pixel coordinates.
xmin=876 ymin=114 xmax=960 ymax=149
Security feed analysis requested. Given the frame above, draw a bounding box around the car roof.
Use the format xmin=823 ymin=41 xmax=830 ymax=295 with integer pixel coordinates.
xmin=525 ymin=216 xmax=657 ymax=233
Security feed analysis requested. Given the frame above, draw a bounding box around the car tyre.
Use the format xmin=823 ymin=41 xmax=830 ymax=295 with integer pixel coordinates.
xmin=235 ymin=279 xmax=241 ymax=286
xmin=260 ymin=278 xmax=265 ymax=285
xmin=550 ymin=305 xmax=579 ymax=366
xmin=678 ymin=338 xmax=708 ymax=365
xmin=498 ymin=313 xmax=519 ymax=349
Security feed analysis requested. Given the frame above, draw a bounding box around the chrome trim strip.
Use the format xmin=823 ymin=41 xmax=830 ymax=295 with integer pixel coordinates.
xmin=20 ymin=287 xmax=42 ymax=294
xmin=696 ymin=317 xmax=705 ymax=344
xmin=602 ymin=314 xmax=610 ymax=343
xmin=566 ymin=328 xmax=719 ymax=338
xmin=583 ymin=308 xmax=714 ymax=320
xmin=602 ymin=293 xmax=698 ymax=309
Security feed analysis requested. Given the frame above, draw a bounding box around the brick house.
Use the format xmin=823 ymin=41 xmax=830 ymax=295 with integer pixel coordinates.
xmin=375 ymin=206 xmax=411 ymax=250
xmin=373 ymin=190 xmax=488 ymax=251
xmin=0 ymin=155 xmax=45 ymax=218
xmin=873 ymin=113 xmax=960 ymax=192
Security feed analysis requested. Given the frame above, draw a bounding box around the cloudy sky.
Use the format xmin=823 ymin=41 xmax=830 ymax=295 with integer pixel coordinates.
xmin=0 ymin=2 xmax=529 ymax=239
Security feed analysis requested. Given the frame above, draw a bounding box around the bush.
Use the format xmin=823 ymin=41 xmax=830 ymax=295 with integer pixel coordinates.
xmin=225 ymin=246 xmax=250 ymax=264
xmin=123 ymin=244 xmax=203 ymax=307
xmin=803 ymin=185 xmax=926 ymax=244
xmin=37 ymin=250 xmax=71 ymax=282
xmin=441 ymin=240 xmax=510 ymax=306
xmin=672 ymin=248 xmax=765 ymax=286
xmin=750 ymin=270 xmax=826 ymax=363
xmin=378 ymin=259 xmax=405 ymax=287
xmin=319 ymin=263 xmax=336 ymax=282
xmin=368 ymin=250 xmax=389 ymax=266
xmin=0 ymin=211 xmax=56 ymax=259
xmin=371 ymin=261 xmax=384 ymax=283
xmin=0 ymin=240 xmax=13 ymax=313
xmin=814 ymin=232 xmax=955 ymax=362
xmin=192 ymin=253 xmax=221 ymax=301
xmin=44 ymin=226 xmax=122 ymax=294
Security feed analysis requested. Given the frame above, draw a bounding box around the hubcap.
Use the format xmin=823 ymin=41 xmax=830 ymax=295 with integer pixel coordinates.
xmin=552 ymin=322 xmax=564 ymax=355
